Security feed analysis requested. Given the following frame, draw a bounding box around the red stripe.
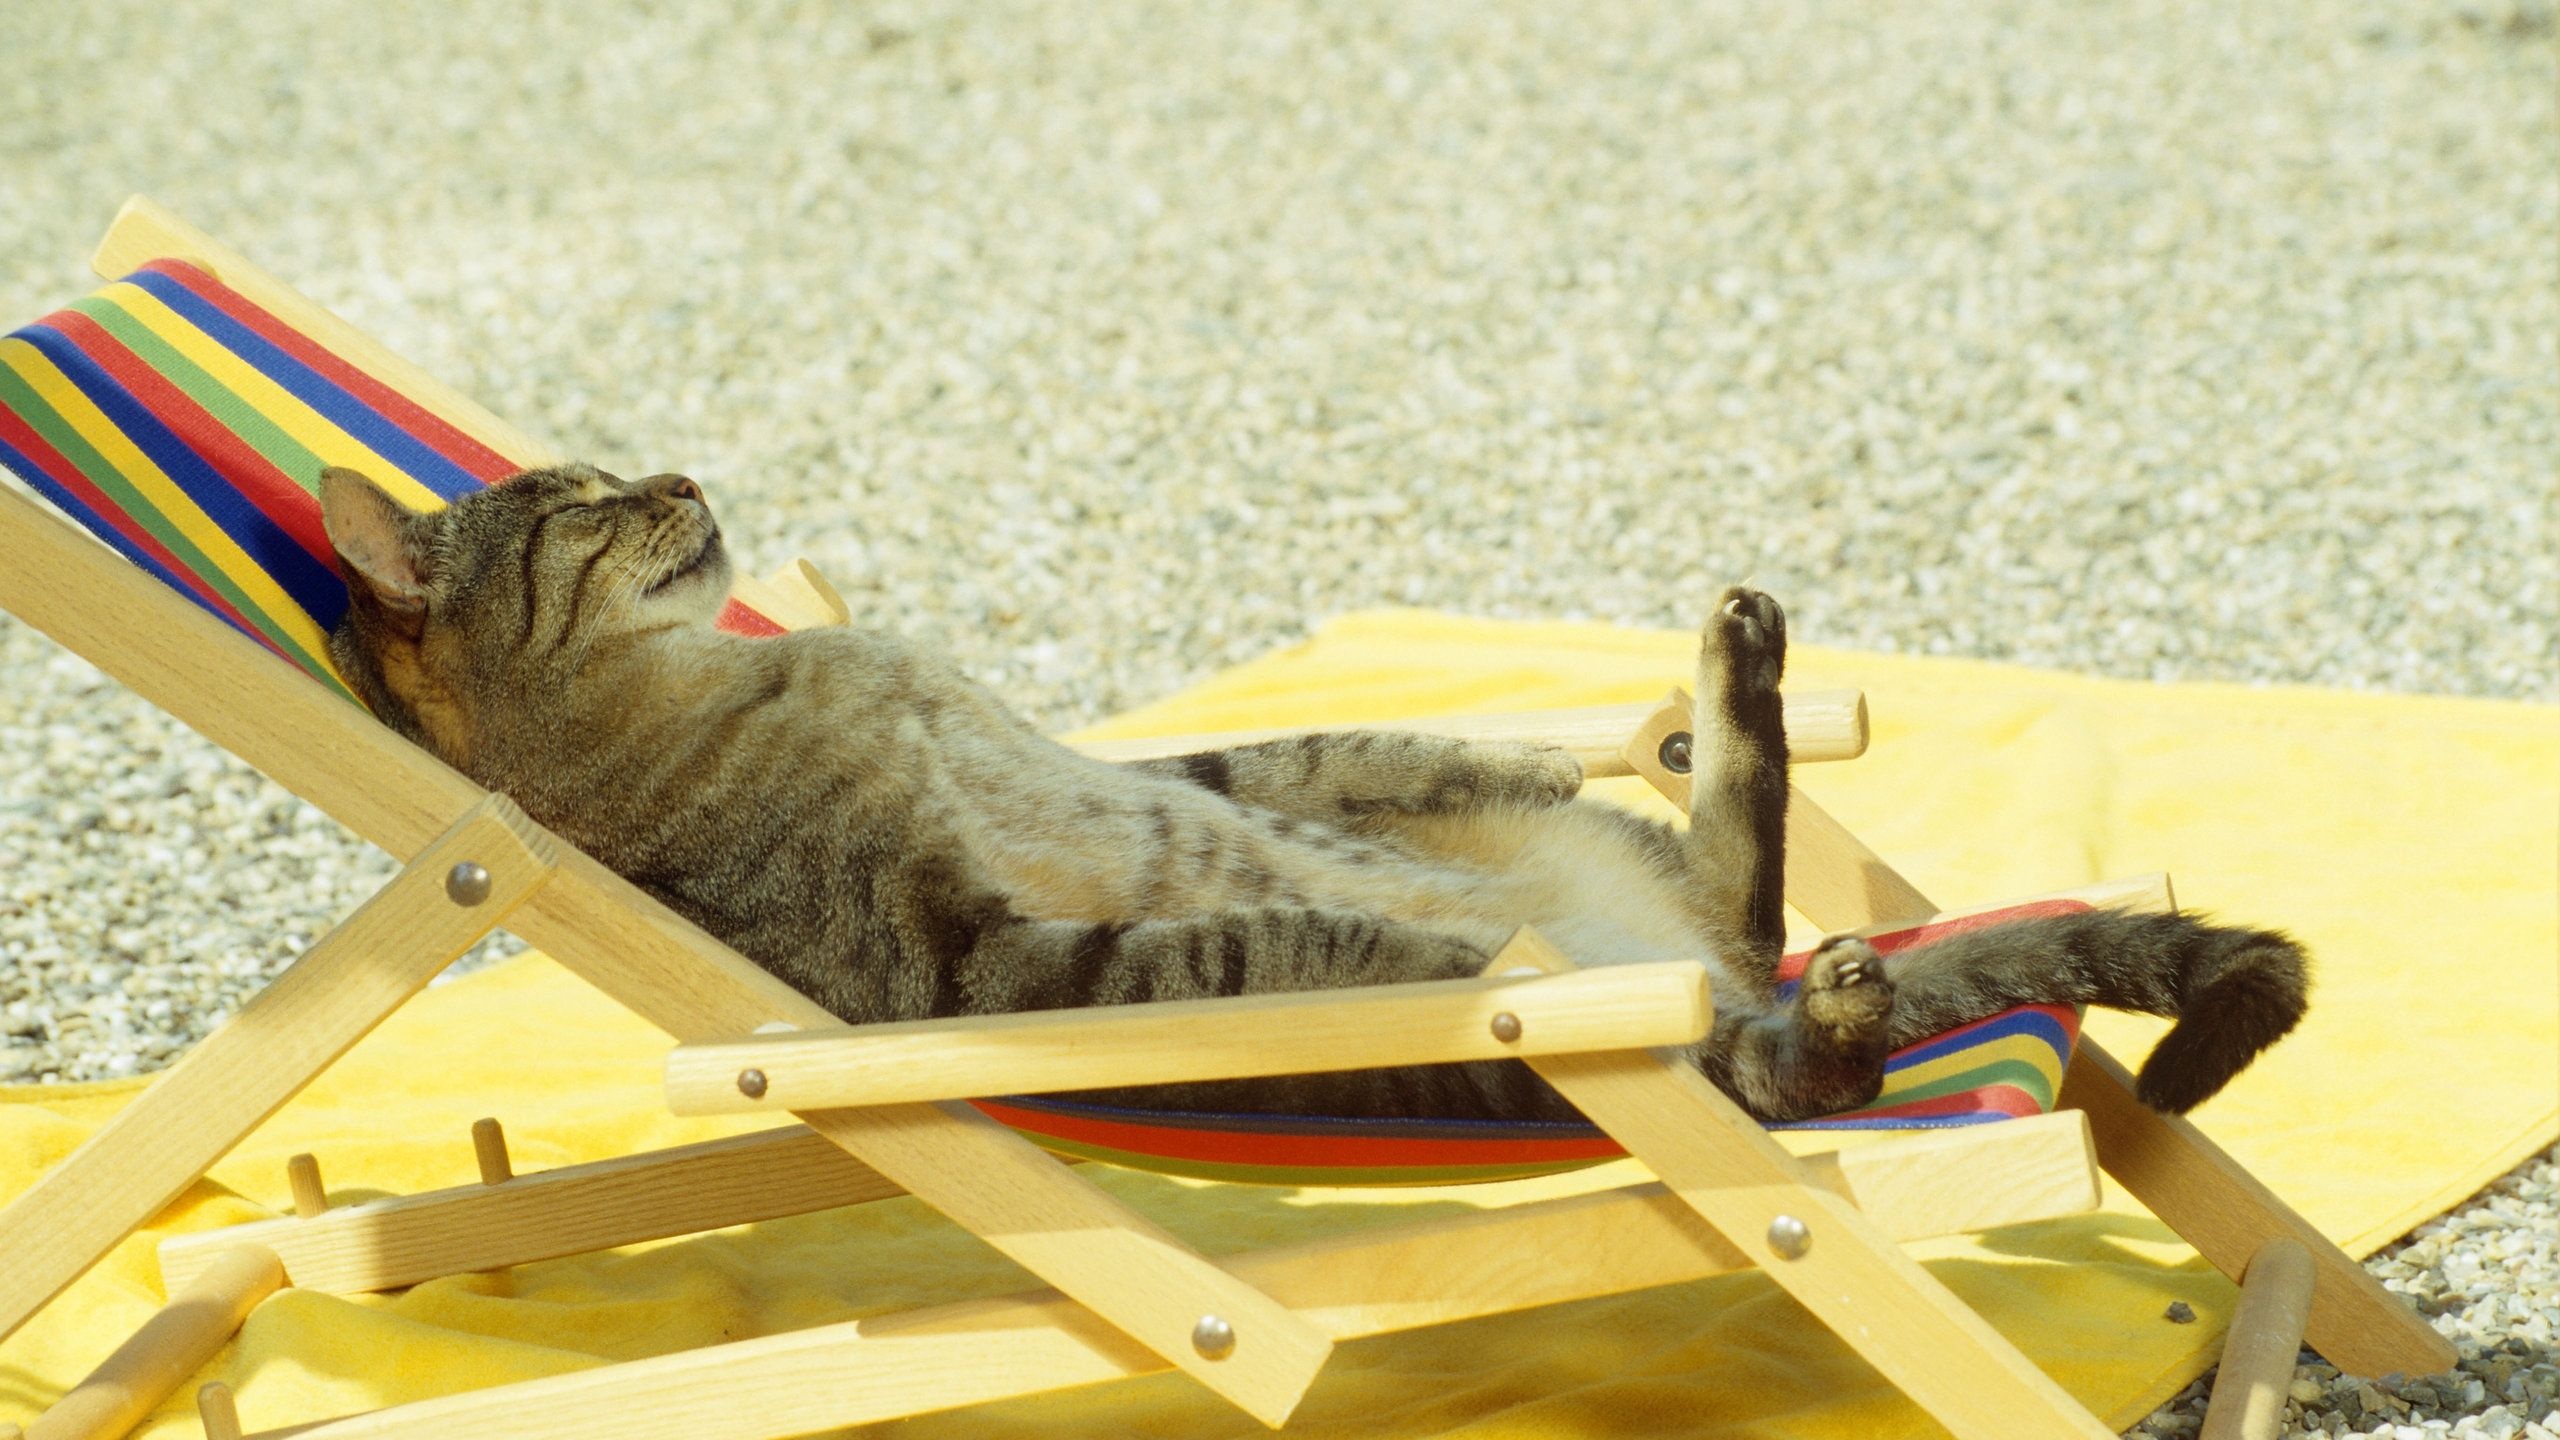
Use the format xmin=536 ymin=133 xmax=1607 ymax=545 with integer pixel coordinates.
xmin=1776 ymin=899 xmax=2096 ymax=983
xmin=0 ymin=404 xmax=283 ymax=656
xmin=1846 ymin=1085 xmax=2045 ymax=1123
xmin=47 ymin=310 xmax=335 ymax=569
xmin=970 ymin=1101 xmax=1625 ymax=1169
xmin=717 ymin=598 xmax=785 ymax=637
xmin=138 ymin=260 xmax=521 ymax=482
xmin=128 ymin=262 xmax=793 ymax=636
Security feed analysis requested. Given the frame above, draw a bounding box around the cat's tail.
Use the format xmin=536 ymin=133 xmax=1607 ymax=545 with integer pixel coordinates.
xmin=1872 ymin=909 xmax=2311 ymax=1113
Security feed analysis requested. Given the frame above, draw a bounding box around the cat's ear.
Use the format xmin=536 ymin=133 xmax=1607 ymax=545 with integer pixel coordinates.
xmin=320 ymin=466 xmax=433 ymax=638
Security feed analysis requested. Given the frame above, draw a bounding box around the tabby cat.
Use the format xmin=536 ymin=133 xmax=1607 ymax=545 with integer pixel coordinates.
xmin=318 ymin=462 xmax=2309 ymax=1123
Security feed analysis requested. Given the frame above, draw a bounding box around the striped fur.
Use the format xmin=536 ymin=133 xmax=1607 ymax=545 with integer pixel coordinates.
xmin=322 ymin=465 xmax=2311 ymax=1122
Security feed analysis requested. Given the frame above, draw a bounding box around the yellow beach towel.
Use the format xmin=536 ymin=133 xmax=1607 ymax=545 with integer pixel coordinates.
xmin=2 ymin=612 xmax=2553 ymax=1438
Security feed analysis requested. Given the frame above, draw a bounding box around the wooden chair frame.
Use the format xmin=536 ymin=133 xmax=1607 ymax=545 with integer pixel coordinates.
xmin=0 ymin=199 xmax=2452 ymax=1440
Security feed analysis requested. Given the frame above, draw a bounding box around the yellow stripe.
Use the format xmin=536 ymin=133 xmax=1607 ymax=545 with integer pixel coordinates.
xmin=1880 ymin=1031 xmax=2065 ymax=1096
xmin=100 ymin=282 xmax=447 ymax=514
xmin=0 ymin=337 xmax=347 ymax=685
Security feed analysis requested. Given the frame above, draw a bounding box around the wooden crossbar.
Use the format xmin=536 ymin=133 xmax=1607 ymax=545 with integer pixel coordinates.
xmin=667 ymin=960 xmax=1713 ymax=1115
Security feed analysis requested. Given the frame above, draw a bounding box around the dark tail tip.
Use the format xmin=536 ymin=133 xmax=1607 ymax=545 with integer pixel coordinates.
xmin=2134 ymin=929 xmax=2312 ymax=1112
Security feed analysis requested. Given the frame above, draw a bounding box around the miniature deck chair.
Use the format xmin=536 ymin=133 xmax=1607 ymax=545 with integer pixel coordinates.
xmin=0 ymin=197 xmax=2452 ymax=1440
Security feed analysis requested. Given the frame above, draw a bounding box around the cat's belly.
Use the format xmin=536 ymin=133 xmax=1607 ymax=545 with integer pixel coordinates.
xmin=964 ymin=786 xmax=1710 ymax=971
xmin=1358 ymin=804 xmax=1711 ymax=967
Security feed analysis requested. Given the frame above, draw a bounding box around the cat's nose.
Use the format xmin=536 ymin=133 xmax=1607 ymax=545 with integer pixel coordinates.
xmin=643 ymin=474 xmax=704 ymax=506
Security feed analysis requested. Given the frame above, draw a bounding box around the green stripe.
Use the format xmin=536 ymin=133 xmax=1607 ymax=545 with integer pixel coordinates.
xmin=1019 ymin=1134 xmax=1615 ymax=1188
xmin=70 ymin=294 xmax=329 ymax=491
xmin=1870 ymin=1057 xmax=2058 ymax=1112
xmin=0 ymin=360 xmax=332 ymax=680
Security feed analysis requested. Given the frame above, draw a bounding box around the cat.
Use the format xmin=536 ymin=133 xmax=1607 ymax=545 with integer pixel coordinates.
xmin=317 ymin=461 xmax=2309 ymax=1123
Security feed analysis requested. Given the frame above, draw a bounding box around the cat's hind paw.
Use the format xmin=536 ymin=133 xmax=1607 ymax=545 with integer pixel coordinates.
xmin=1700 ymin=586 xmax=1787 ymax=700
xmin=1800 ymin=934 xmax=1893 ymax=1051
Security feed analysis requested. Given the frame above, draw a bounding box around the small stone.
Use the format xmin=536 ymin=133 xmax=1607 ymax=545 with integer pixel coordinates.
xmin=2162 ymin=1301 xmax=2197 ymax=1324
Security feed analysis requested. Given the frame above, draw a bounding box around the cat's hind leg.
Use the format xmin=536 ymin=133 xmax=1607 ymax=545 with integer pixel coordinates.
xmin=1678 ymin=586 xmax=1792 ymax=982
xmin=1699 ymin=933 xmax=1895 ymax=1121
xmin=1131 ymin=732 xmax=1583 ymax=822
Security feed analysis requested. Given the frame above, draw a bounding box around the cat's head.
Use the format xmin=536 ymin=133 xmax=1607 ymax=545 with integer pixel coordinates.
xmin=319 ymin=462 xmax=731 ymax=757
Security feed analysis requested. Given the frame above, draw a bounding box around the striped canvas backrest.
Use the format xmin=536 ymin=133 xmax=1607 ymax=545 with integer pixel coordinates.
xmin=0 ymin=255 xmax=2082 ymax=1187
xmin=0 ymin=259 xmax=775 ymax=708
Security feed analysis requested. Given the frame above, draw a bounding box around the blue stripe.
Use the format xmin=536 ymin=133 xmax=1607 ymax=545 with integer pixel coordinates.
xmin=0 ymin=432 xmax=256 ymax=645
xmin=1783 ymin=1111 xmax=2005 ymax=1132
xmin=120 ymin=268 xmax=485 ymax=503
xmin=16 ymin=322 xmax=349 ymax=632
xmin=1887 ymin=1006 xmax=2072 ymax=1073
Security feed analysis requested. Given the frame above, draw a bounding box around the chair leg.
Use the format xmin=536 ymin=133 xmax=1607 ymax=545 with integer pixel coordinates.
xmin=1495 ymin=932 xmax=2114 ymax=1440
xmin=2199 ymin=1238 xmax=2317 ymax=1440
xmin=1763 ymin=777 xmax=2455 ymax=1380
xmin=25 ymin=1245 xmax=281 ymax=1440
xmin=0 ymin=795 xmax=558 ymax=1346
xmin=2063 ymin=1049 xmax=2454 ymax=1378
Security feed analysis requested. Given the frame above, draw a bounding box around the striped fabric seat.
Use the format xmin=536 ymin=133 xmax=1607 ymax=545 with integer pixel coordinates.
xmin=0 ymin=260 xmax=2081 ymax=1186
xmin=984 ymin=905 xmax=2085 ymax=1185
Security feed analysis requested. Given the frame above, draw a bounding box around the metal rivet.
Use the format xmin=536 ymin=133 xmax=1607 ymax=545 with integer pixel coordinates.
xmin=1767 ymin=1214 xmax=1811 ymax=1260
xmin=445 ymin=861 xmax=492 ymax=906
xmin=736 ymin=1068 xmax=769 ymax=1100
xmin=1191 ymin=1313 xmax=1236 ymax=1359
xmin=1489 ymin=1011 xmax=1523 ymax=1043
xmin=1657 ymin=732 xmax=1694 ymax=775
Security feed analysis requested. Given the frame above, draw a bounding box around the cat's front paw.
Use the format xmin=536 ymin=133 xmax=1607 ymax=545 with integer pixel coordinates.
xmin=1701 ymin=586 xmax=1787 ymax=699
xmin=1800 ymin=934 xmax=1893 ymax=1051
xmin=1498 ymin=744 xmax=1586 ymax=808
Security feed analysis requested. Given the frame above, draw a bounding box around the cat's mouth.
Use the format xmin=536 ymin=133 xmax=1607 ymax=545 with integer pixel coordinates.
xmin=647 ymin=528 xmax=725 ymax=595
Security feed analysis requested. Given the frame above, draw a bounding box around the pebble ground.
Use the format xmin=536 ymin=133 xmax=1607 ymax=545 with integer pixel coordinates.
xmin=1 ymin=2 xmax=2551 ymax=1435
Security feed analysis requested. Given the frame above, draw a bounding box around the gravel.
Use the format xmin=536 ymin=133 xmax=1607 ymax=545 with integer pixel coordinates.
xmin=0 ymin=2 xmax=2551 ymax=1435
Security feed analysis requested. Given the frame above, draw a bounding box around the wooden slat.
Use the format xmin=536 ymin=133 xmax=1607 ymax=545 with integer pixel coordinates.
xmin=761 ymin=558 xmax=851 ymax=626
xmin=1756 ymin=785 xmax=2456 ymax=1381
xmin=667 ymin=962 xmax=1711 ymax=1115
xmin=1080 ymin=687 xmax=1868 ymax=778
xmin=1496 ymin=930 xmax=2113 ymax=1440
xmin=27 ymin=1245 xmax=282 ymax=1440
xmin=0 ymin=793 xmax=555 ymax=1344
xmin=242 ymin=1115 xmax=2099 ymax=1440
xmin=160 ymin=1126 xmax=903 ymax=1296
